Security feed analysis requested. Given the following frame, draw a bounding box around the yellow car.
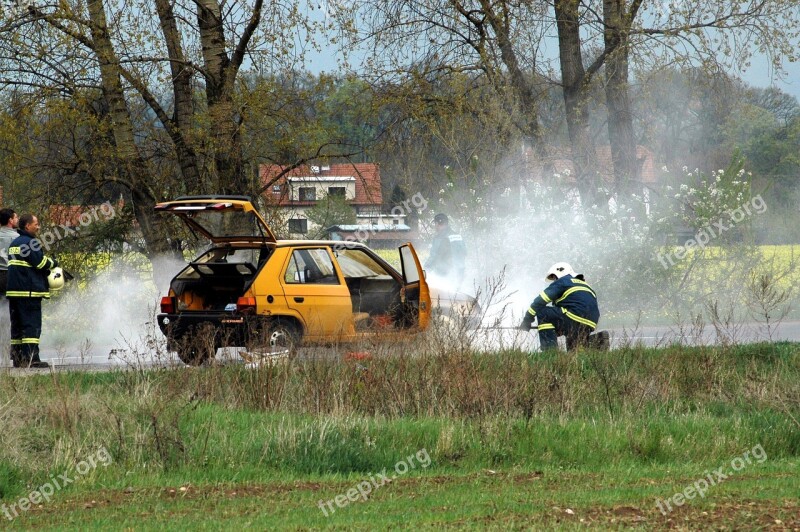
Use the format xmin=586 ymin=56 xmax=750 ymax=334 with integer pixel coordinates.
xmin=155 ymin=195 xmax=431 ymax=364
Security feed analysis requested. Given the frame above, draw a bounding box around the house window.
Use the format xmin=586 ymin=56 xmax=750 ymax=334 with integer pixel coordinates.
xmin=299 ymin=187 xmax=316 ymax=201
xmin=393 ymin=219 xmax=399 ymax=225
xmin=272 ymin=185 xmax=281 ymax=193
xmin=328 ymin=187 xmax=346 ymax=198
xmin=288 ymin=219 xmax=308 ymax=234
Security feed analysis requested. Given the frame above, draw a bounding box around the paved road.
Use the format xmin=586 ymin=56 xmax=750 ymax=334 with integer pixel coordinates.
xmin=2 ymin=320 xmax=799 ymax=373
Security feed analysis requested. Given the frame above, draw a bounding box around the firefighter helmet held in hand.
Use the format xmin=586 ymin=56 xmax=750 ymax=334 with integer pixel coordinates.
xmin=545 ymin=262 xmax=576 ymax=281
xmin=48 ymin=267 xmax=65 ymax=291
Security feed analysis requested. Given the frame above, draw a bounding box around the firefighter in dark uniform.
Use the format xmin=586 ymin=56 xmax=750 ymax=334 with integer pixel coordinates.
xmin=519 ymin=262 xmax=600 ymax=351
xmin=425 ymin=213 xmax=466 ymax=288
xmin=6 ymin=214 xmax=55 ymax=368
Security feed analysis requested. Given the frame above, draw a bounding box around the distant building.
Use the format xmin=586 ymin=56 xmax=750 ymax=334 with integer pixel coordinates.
xmin=327 ymin=223 xmax=413 ymax=249
xmin=526 ymin=145 xmax=663 ymax=188
xmin=260 ymin=163 xmax=415 ymax=244
xmin=524 ymin=144 xmax=664 ymax=213
xmin=48 ymin=198 xmax=122 ymax=228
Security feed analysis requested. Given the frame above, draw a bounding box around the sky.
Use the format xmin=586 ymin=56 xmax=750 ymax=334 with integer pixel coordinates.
xmin=305 ymin=1 xmax=800 ymax=102
xmin=738 ymin=55 xmax=800 ymax=100
xmin=307 ymin=45 xmax=799 ymax=101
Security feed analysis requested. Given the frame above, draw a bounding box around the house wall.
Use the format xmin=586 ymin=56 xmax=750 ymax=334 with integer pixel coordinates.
xmin=287 ymin=177 xmax=356 ymax=201
xmin=282 ymin=208 xmax=406 ymax=238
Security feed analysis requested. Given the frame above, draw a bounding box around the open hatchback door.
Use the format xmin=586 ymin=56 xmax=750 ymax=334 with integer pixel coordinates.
xmin=154 ymin=195 xmax=276 ymax=244
xmin=399 ymin=243 xmax=431 ymax=331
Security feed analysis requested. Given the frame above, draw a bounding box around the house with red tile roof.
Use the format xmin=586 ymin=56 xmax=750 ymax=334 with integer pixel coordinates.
xmin=523 ymin=145 xmax=664 ymax=214
xmin=259 ymin=163 xmax=412 ymax=242
xmin=48 ymin=199 xmax=123 ymax=227
xmin=526 ymin=145 xmax=663 ymax=187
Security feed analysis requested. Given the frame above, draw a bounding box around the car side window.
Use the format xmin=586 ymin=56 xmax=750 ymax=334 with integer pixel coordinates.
xmin=284 ymin=248 xmax=340 ymax=284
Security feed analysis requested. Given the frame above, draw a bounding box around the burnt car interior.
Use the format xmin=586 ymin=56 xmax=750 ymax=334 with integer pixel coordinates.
xmin=333 ymin=247 xmax=407 ymax=329
xmin=171 ymin=246 xmax=271 ymax=310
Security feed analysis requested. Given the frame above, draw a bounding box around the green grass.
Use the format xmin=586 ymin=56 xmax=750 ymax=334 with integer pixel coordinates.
xmin=1 ymin=342 xmax=799 ymax=528
xmin=6 ymin=463 xmax=799 ymax=529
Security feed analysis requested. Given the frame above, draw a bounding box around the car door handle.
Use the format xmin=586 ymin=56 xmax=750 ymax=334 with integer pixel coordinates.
xmin=294 ymin=297 xmax=304 ymax=303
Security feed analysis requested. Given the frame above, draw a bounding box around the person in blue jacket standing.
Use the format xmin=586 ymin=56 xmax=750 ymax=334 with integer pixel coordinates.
xmin=519 ymin=262 xmax=600 ymax=351
xmin=6 ymin=214 xmax=56 ymax=368
xmin=425 ymin=213 xmax=466 ymax=289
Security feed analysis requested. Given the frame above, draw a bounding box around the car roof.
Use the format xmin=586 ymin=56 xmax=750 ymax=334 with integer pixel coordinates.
xmin=274 ymin=240 xmax=371 ymax=248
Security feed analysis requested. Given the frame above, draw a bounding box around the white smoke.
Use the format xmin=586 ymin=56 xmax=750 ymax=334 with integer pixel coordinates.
xmin=40 ymin=254 xmax=190 ymax=362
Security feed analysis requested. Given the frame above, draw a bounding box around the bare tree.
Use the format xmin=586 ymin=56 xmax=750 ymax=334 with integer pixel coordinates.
xmin=336 ymin=0 xmax=550 ymax=150
xmin=594 ymin=0 xmax=800 ymax=194
xmin=0 ymin=0 xmax=319 ymax=256
xmin=336 ymin=0 xmax=800 ymax=204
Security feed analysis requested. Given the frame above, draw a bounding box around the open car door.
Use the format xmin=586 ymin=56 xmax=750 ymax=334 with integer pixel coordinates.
xmin=154 ymin=195 xmax=276 ymax=244
xmin=399 ymin=243 xmax=431 ymax=331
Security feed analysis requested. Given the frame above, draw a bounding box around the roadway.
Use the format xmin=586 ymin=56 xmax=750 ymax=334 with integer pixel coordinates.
xmin=2 ymin=320 xmax=799 ymax=374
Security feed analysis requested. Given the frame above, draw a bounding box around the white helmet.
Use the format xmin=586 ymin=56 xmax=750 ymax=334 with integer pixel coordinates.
xmin=545 ymin=262 xmax=576 ymax=281
xmin=48 ymin=267 xmax=65 ymax=291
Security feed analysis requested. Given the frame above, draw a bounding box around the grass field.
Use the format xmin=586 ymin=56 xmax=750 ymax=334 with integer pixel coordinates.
xmin=1 ymin=341 xmax=799 ymax=529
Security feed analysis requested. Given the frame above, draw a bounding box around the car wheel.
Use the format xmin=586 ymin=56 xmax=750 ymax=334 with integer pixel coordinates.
xmin=247 ymin=320 xmax=301 ymax=362
xmin=173 ymin=324 xmax=217 ymax=366
xmin=265 ymin=320 xmax=300 ymax=354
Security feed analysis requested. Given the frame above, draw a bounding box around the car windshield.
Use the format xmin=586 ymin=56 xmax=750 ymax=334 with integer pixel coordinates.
xmin=335 ymin=248 xmax=395 ymax=279
xmin=184 ymin=210 xmax=264 ymax=239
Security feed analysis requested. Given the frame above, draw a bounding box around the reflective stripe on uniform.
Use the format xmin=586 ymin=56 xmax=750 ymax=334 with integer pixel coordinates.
xmin=5 ymin=290 xmax=49 ymax=298
xmin=539 ymin=291 xmax=551 ymax=303
xmin=8 ymin=260 xmax=30 ymax=267
xmin=20 ymin=338 xmax=40 ymax=344
xmin=563 ymin=309 xmax=597 ymax=329
xmin=527 ymin=308 xmax=536 ymax=317
xmin=36 ymin=256 xmax=52 ymax=269
xmin=10 ymin=339 xmax=22 ymax=345
xmin=537 ymin=323 xmax=556 ymax=330
xmin=555 ymin=286 xmax=596 ymax=304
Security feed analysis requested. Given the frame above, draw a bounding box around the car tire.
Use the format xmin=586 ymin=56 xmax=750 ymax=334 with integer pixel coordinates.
xmin=251 ymin=320 xmax=301 ymax=359
xmin=173 ymin=323 xmax=218 ymax=366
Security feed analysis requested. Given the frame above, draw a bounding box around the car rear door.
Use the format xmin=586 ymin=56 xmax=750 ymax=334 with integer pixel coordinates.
xmin=154 ymin=196 xmax=276 ymax=244
xmin=399 ymin=243 xmax=431 ymax=331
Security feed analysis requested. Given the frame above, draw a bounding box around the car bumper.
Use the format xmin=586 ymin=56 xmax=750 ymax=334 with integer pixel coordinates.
xmin=157 ymin=312 xmax=252 ymax=346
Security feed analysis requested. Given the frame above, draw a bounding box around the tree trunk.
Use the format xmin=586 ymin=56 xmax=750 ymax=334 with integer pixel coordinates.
xmin=197 ymin=0 xmax=250 ymax=196
xmin=603 ymin=0 xmax=639 ymax=197
xmin=154 ymin=0 xmax=203 ymax=193
xmin=554 ymin=0 xmax=599 ymax=206
xmin=87 ymin=0 xmax=176 ymax=258
xmin=479 ymin=0 xmax=544 ymax=152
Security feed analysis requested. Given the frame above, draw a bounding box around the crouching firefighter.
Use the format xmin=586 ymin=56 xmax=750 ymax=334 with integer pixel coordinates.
xmin=6 ymin=214 xmax=57 ymax=368
xmin=519 ymin=262 xmax=603 ymax=351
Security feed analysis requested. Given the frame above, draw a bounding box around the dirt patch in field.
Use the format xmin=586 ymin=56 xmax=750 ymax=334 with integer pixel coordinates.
xmin=158 ymin=481 xmax=326 ymax=500
xmin=579 ymin=499 xmax=800 ymax=529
